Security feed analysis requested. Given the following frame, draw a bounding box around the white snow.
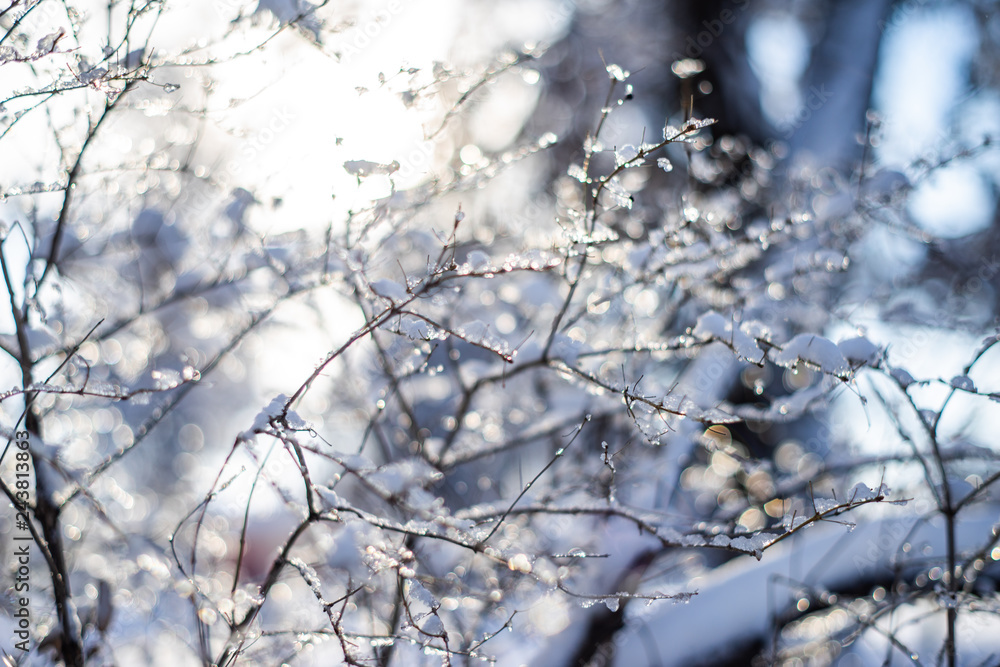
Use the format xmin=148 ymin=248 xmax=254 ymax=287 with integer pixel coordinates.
xmin=371 ymin=278 xmax=409 ymax=301
xmin=772 ymin=333 xmax=851 ymax=377
xmin=343 ymin=159 xmax=401 ymax=178
xmin=550 ymin=334 xmax=583 ymax=365
xmin=396 ymin=316 xmax=446 ymax=341
xmin=848 ymin=481 xmax=889 ymax=502
xmin=36 ymin=30 xmax=65 ymax=54
xmin=239 ymin=394 xmax=288 ymax=440
xmin=609 ymin=505 xmax=998 ymax=667
xmin=508 ymin=553 xmax=533 ymax=573
xmin=367 ymin=458 xmax=443 ymax=496
xmin=316 ymin=484 xmax=342 ymax=509
xmin=467 ymin=250 xmax=491 ymax=271
xmin=614 ymin=144 xmax=640 ymax=167
xmin=605 ymin=64 xmax=628 ymax=81
xmin=568 ymin=163 xmax=589 ymax=182
xmin=692 ymin=311 xmax=766 ymax=364
xmin=456 ymin=320 xmax=512 ymax=359
xmin=406 ymin=578 xmax=439 ymax=608
xmin=602 ymin=177 xmax=633 ymax=209
xmin=254 ymin=0 xmax=323 ymax=42
xmin=837 ymin=335 xmax=880 ymax=367
xmin=709 ymin=533 xmax=771 ymax=560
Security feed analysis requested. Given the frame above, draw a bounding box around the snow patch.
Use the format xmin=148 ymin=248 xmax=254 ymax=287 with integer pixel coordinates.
xmin=772 ymin=333 xmax=850 ymax=377
xmin=837 ymin=336 xmax=880 ymax=367
xmin=692 ymin=311 xmax=765 ymax=364
xmin=239 ymin=394 xmax=288 ymax=440
xmin=371 ymin=278 xmax=408 ymax=301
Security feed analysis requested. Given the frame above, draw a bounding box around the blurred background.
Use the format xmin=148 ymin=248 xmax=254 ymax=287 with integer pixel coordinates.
xmin=2 ymin=0 xmax=1000 ymax=665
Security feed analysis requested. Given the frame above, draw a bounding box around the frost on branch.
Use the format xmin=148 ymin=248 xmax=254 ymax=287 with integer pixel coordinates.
xmin=8 ymin=4 xmax=1000 ymax=665
xmin=370 ymin=278 xmax=409 ymax=301
xmin=454 ymin=320 xmax=514 ymax=362
xmin=837 ymin=335 xmax=880 ymax=367
xmin=614 ymin=144 xmax=641 ymax=167
xmin=605 ymin=63 xmax=629 ymax=81
xmin=392 ymin=315 xmax=448 ymax=341
xmin=771 ymin=333 xmax=851 ymax=378
xmin=343 ymin=159 xmax=401 ymax=179
xmin=601 ymin=176 xmax=633 ymax=209
xmin=692 ymin=311 xmax=766 ymax=364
